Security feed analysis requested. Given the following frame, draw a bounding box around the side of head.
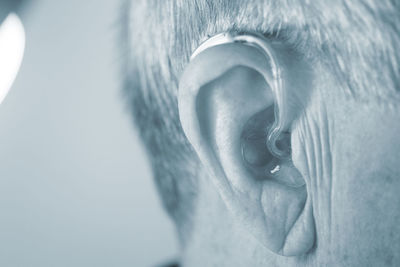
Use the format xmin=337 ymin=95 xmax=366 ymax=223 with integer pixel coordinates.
xmin=122 ymin=0 xmax=400 ymax=265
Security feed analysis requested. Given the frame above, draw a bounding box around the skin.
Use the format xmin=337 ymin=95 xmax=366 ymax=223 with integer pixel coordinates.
xmin=2 ymin=0 xmax=397 ymax=263
xmin=178 ymin=33 xmax=400 ymax=267
xmin=292 ymin=80 xmax=400 ymax=266
xmin=179 ymin=62 xmax=400 ymax=267
xmin=126 ymin=1 xmax=400 ymax=265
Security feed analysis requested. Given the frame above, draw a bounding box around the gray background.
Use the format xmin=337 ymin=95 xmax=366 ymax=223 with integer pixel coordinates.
xmin=0 ymin=0 xmax=178 ymax=266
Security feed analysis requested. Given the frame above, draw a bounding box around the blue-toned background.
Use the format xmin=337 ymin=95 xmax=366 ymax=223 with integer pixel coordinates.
xmin=0 ymin=1 xmax=178 ymax=266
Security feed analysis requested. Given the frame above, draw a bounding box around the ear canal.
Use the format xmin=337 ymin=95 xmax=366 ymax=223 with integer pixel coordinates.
xmin=179 ymin=34 xmax=315 ymax=256
xmin=240 ymin=105 xmax=305 ymax=188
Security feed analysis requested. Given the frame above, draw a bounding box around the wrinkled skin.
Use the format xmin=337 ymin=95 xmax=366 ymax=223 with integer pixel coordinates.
xmin=126 ymin=0 xmax=400 ymax=265
xmin=181 ymin=52 xmax=400 ymax=267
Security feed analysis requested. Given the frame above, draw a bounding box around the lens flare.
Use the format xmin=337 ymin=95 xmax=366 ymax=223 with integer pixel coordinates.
xmin=0 ymin=13 xmax=25 ymax=104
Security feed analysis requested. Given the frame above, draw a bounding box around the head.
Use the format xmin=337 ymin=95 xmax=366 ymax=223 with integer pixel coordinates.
xmin=122 ymin=0 xmax=400 ymax=266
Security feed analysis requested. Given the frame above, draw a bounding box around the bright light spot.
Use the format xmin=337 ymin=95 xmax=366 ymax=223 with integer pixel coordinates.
xmin=270 ymin=165 xmax=280 ymax=174
xmin=0 ymin=13 xmax=25 ymax=104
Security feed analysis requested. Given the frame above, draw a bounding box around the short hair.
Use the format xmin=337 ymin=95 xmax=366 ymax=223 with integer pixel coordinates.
xmin=121 ymin=0 xmax=400 ymax=240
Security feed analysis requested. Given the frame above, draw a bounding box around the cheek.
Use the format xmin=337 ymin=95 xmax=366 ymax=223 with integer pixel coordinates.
xmin=292 ymin=95 xmax=400 ymax=263
xmin=331 ymin=104 xmax=400 ymax=258
xmin=332 ymin=102 xmax=400 ymax=208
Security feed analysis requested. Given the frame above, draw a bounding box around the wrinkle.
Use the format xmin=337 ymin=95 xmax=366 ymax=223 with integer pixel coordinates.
xmin=293 ymin=94 xmax=335 ymax=255
xmin=323 ymin=102 xmax=334 ymax=246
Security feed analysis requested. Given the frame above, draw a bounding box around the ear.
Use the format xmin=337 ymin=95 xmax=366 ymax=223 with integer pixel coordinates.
xmin=178 ymin=40 xmax=315 ymax=256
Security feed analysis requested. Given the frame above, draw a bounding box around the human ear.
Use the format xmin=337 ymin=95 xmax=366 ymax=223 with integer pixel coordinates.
xmin=178 ymin=33 xmax=315 ymax=256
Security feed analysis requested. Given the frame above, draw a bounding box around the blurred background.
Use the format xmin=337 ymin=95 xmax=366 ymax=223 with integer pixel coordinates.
xmin=0 ymin=0 xmax=178 ymax=266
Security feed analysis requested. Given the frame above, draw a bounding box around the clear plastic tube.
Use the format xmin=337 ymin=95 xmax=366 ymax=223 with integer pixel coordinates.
xmin=232 ymin=31 xmax=289 ymax=159
xmin=191 ymin=30 xmax=290 ymax=158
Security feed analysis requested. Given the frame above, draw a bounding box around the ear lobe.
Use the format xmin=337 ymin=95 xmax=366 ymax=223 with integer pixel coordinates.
xmin=179 ymin=42 xmax=315 ymax=256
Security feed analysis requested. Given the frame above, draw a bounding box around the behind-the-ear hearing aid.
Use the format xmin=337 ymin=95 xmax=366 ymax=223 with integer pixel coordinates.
xmin=190 ymin=31 xmax=290 ymax=163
